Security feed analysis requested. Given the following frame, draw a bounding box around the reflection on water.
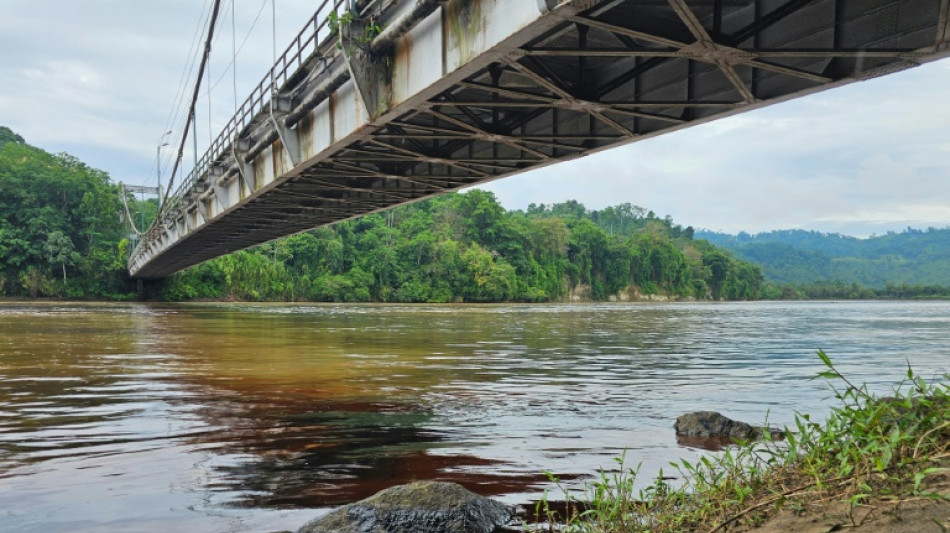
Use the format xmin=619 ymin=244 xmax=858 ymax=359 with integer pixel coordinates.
xmin=0 ymin=301 xmax=948 ymax=532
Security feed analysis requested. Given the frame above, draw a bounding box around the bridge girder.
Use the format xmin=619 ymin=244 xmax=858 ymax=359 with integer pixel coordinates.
xmin=131 ymin=0 xmax=950 ymax=278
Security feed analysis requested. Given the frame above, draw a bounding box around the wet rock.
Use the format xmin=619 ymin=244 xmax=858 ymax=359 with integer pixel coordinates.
xmin=675 ymin=411 xmax=782 ymax=440
xmin=675 ymin=434 xmax=735 ymax=451
xmin=297 ymin=481 xmax=516 ymax=533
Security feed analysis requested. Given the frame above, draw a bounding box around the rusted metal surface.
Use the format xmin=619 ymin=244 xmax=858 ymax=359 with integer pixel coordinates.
xmin=131 ymin=0 xmax=950 ymax=278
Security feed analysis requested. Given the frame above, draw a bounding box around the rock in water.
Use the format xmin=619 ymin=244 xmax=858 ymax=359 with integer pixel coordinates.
xmin=675 ymin=411 xmax=759 ymax=439
xmin=297 ymin=481 xmax=516 ymax=533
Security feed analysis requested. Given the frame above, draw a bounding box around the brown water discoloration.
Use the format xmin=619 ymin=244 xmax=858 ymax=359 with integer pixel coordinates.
xmin=3 ymin=301 xmax=949 ymax=533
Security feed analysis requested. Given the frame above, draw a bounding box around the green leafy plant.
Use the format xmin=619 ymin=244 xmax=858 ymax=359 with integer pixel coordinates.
xmin=359 ymin=20 xmax=383 ymax=44
xmin=328 ymin=10 xmax=382 ymax=50
xmin=534 ymin=350 xmax=950 ymax=532
xmin=327 ymin=9 xmax=355 ymax=36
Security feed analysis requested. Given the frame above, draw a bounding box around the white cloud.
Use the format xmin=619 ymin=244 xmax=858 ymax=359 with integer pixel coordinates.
xmin=483 ymin=58 xmax=950 ymax=236
xmin=1 ymin=0 xmax=314 ymax=183
xmin=814 ymin=204 xmax=950 ymax=225
xmin=2 ymin=1 xmax=948 ymax=237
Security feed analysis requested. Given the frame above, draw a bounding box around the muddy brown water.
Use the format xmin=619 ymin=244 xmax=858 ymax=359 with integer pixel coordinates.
xmin=1 ymin=301 xmax=948 ymax=532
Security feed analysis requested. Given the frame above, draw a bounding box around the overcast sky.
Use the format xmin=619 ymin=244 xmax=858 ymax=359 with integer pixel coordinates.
xmin=2 ymin=1 xmax=948 ymax=237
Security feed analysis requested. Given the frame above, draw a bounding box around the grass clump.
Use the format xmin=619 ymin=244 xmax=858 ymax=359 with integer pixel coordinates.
xmin=536 ymin=350 xmax=950 ymax=532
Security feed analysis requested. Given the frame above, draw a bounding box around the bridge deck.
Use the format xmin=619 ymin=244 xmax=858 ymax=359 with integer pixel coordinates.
xmin=130 ymin=0 xmax=950 ymax=278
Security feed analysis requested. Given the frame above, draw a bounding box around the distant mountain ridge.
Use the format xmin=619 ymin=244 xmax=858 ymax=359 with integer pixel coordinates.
xmin=696 ymin=228 xmax=950 ymax=287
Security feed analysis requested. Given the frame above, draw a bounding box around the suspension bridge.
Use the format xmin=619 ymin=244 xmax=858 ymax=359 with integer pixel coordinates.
xmin=129 ymin=0 xmax=950 ymax=279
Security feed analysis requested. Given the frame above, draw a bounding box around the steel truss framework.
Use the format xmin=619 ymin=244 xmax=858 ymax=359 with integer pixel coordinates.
xmin=131 ymin=0 xmax=950 ymax=278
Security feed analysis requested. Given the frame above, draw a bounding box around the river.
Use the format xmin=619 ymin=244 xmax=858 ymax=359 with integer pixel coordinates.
xmin=1 ymin=301 xmax=948 ymax=532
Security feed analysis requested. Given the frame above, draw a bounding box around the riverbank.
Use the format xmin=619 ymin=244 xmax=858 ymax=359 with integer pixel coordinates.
xmin=538 ymin=351 xmax=949 ymax=532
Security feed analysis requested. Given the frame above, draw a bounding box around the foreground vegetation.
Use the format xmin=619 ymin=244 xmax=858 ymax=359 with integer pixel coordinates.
xmin=541 ymin=352 xmax=950 ymax=532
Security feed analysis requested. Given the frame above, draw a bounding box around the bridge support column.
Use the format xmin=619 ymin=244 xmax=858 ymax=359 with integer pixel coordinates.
xmin=233 ymin=139 xmax=256 ymax=196
xmin=270 ymin=96 xmax=302 ymax=167
xmin=340 ymin=22 xmax=396 ymax=121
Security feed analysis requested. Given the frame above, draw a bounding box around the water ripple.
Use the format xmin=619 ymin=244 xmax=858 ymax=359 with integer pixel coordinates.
xmin=0 ymin=301 xmax=948 ymax=533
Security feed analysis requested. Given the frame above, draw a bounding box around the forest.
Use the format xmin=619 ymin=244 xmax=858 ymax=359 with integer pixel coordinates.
xmin=0 ymin=127 xmax=130 ymax=299
xmin=161 ymin=193 xmax=763 ymax=302
xmin=699 ymin=228 xmax=950 ymax=288
xmin=0 ymin=126 xmax=762 ymax=302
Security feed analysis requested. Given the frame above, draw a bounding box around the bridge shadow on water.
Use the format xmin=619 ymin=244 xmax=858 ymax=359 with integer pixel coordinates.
xmin=181 ymin=393 xmax=565 ymax=509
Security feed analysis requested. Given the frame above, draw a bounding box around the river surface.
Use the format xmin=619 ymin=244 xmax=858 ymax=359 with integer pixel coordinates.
xmin=1 ymin=301 xmax=948 ymax=532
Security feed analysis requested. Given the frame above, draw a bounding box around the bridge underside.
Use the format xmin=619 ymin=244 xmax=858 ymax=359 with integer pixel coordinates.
xmin=131 ymin=0 xmax=950 ymax=278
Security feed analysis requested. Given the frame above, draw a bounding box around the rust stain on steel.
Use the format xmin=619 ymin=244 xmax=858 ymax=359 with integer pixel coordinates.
xmin=445 ymin=0 xmax=483 ymax=66
xmin=398 ymin=32 xmax=412 ymax=80
xmin=375 ymin=50 xmax=395 ymax=118
xmin=254 ymin=151 xmax=265 ymax=191
xmin=329 ymin=90 xmax=337 ymax=144
xmin=272 ymin=139 xmax=281 ymax=180
xmin=394 ymin=31 xmax=413 ymax=107
xmin=298 ymin=113 xmax=314 ymax=160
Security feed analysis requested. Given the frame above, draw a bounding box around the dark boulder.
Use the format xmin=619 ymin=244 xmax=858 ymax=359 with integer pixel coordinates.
xmin=675 ymin=411 xmax=782 ymax=440
xmin=297 ymin=481 xmax=516 ymax=533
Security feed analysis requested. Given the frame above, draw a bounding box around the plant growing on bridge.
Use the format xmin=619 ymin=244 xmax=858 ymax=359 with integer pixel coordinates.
xmin=328 ymin=10 xmax=382 ymax=48
xmin=360 ymin=17 xmax=383 ymax=44
xmin=327 ymin=9 xmax=355 ymax=36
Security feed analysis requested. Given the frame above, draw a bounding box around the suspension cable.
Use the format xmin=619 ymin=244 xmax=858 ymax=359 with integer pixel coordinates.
xmin=162 ymin=0 xmax=213 ymax=161
xmin=232 ymin=0 xmax=239 ymax=113
xmin=159 ymin=0 xmax=225 ymax=216
xmin=272 ymin=0 xmax=277 ymax=90
xmin=118 ymin=185 xmax=144 ymax=236
xmin=201 ymin=0 xmax=268 ymax=98
xmin=207 ymin=51 xmax=213 ymax=147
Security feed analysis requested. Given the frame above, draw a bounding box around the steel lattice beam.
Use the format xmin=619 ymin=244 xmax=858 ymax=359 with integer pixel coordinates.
xmin=130 ymin=0 xmax=950 ymax=278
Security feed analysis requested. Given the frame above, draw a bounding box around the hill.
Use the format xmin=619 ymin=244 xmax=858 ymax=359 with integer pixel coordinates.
xmin=697 ymin=228 xmax=950 ymax=287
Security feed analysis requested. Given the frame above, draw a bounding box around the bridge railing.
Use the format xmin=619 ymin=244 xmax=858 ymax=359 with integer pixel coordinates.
xmin=144 ymin=0 xmax=380 ymax=245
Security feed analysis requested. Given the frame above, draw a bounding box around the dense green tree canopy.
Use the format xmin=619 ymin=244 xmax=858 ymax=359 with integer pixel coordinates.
xmin=0 ymin=125 xmax=764 ymax=302
xmin=0 ymin=130 xmax=130 ymax=298
xmin=163 ymin=191 xmax=764 ymax=302
xmin=699 ymin=228 xmax=950 ymax=287
xmin=9 ymin=123 xmax=947 ymax=302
